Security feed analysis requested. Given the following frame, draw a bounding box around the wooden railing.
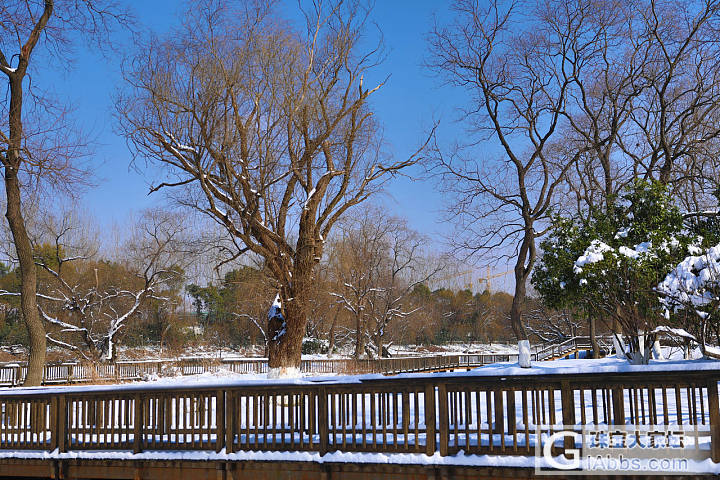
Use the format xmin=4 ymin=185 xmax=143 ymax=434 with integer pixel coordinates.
xmin=0 ymin=336 xmax=615 ymax=386
xmin=0 ymin=368 xmax=717 ymax=462
xmin=0 ymin=356 xmax=467 ymax=387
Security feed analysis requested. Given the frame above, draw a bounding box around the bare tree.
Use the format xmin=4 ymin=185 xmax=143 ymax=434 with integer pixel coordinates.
xmin=0 ymin=0 xmax=129 ymax=384
xmin=118 ymin=0 xmax=430 ymax=374
xmin=329 ymin=210 xmax=442 ymax=358
xmin=329 ymin=211 xmax=395 ymax=359
xmin=24 ymin=210 xmax=187 ymax=361
xmin=428 ymin=0 xmax=602 ymax=363
xmin=366 ymin=223 xmax=442 ymax=358
xmin=561 ymin=0 xmax=720 ymax=214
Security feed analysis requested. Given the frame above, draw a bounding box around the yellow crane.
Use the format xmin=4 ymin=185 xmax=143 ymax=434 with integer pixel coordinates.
xmin=433 ymin=269 xmax=474 ymax=291
xmin=433 ymin=267 xmax=512 ymax=293
xmin=477 ymin=266 xmax=512 ymax=293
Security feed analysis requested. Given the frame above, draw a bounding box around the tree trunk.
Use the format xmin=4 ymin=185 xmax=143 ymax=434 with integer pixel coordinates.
xmin=353 ymin=313 xmax=365 ymax=359
xmin=327 ymin=304 xmax=341 ymax=357
xmin=510 ymin=238 xmax=531 ymax=342
xmin=267 ymin=232 xmax=315 ymax=373
xmin=267 ymin=297 xmax=306 ymax=373
xmin=5 ymin=74 xmax=46 ymax=386
xmin=589 ymin=315 xmax=600 ymax=359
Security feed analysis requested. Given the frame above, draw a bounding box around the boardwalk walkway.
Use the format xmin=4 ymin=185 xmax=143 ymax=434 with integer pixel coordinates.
xmin=0 ymin=358 xmax=718 ymax=478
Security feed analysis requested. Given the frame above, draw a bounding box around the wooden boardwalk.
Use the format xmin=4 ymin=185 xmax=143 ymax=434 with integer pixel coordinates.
xmin=0 ymin=362 xmax=718 ymax=479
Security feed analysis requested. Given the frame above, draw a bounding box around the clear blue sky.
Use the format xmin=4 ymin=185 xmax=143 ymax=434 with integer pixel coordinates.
xmin=42 ymin=1 xmax=463 ymax=234
xmin=30 ymin=0 xmax=519 ymax=289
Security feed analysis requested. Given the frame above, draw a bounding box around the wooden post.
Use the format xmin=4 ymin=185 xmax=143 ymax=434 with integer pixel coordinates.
xmin=506 ymin=388 xmax=516 ymax=434
xmin=57 ymin=396 xmax=67 ymax=453
xmin=437 ymin=383 xmax=449 ymax=456
xmin=49 ymin=397 xmax=58 ymax=451
xmin=225 ymin=390 xmax=235 ymax=454
xmin=216 ymin=389 xmax=226 ymax=453
xmin=494 ymin=389 xmax=504 ymax=436
xmin=318 ymin=387 xmax=329 ymax=455
xmin=133 ymin=395 xmax=143 ymax=454
xmin=424 ymin=384 xmax=436 ymax=455
xmin=560 ymin=381 xmax=576 ymax=454
xmin=707 ymin=379 xmax=720 ymax=463
xmin=612 ymin=386 xmax=625 ymax=426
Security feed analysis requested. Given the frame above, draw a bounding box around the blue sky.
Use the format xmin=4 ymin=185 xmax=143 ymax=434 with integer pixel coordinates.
xmin=21 ymin=0 xmax=517 ymax=290
xmin=24 ymin=1 xmax=514 ymax=288
xmin=38 ymin=1 xmax=463 ymax=234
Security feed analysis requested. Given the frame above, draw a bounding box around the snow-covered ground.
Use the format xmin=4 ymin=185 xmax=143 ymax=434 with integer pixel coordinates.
xmin=1 ymin=448 xmax=717 ymax=475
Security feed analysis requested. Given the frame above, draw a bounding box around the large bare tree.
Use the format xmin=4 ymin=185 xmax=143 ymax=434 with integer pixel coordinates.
xmin=118 ymin=0 xmax=430 ymax=374
xmin=428 ymin=0 xmax=605 ymax=363
xmin=0 ymin=0 xmax=128 ymax=384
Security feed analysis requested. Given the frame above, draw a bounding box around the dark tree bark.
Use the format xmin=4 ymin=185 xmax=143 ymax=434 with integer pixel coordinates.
xmin=0 ymin=1 xmax=54 ymax=386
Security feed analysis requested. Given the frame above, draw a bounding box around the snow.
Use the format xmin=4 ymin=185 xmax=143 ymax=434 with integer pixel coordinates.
xmin=618 ymin=241 xmax=651 ymax=259
xmin=653 ymin=325 xmax=697 ymax=341
xmin=268 ymin=294 xmax=287 ymax=341
xmin=267 ymin=367 xmax=301 ymax=379
xmin=0 ymin=448 xmax=589 ymax=469
xmin=3 ymin=357 xmax=720 ymax=397
xmin=0 ymin=448 xmax=716 ymax=473
xmin=658 ymin=243 xmax=720 ymax=308
xmin=518 ymin=340 xmax=531 ymax=368
xmin=705 ymin=345 xmax=720 ymax=357
xmin=573 ymin=240 xmax=613 ymax=273
xmin=303 ymin=188 xmax=317 ymax=209
xmin=614 ymin=227 xmax=630 ymax=239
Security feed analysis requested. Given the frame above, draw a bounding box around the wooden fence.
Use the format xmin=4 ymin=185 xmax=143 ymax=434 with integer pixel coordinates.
xmin=0 ymin=367 xmax=717 ymax=462
xmin=0 ymin=336 xmax=611 ymax=387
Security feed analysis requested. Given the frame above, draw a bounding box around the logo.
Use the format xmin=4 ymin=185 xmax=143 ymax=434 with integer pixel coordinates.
xmin=534 ymin=424 xmax=708 ymax=475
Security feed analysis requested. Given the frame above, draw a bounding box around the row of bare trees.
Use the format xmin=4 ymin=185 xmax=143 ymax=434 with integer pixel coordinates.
xmin=428 ymin=0 xmax=720 ymax=362
xmin=184 ymin=208 xmax=520 ymax=358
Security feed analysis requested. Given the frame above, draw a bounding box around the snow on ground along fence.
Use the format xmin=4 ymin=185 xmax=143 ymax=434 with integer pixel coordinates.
xmin=0 ymin=362 xmax=719 ymax=465
xmin=0 ymin=336 xmax=610 ymax=386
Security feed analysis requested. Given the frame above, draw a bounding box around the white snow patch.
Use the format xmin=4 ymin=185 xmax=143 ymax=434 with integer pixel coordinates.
xmin=574 ymin=240 xmax=613 ymax=273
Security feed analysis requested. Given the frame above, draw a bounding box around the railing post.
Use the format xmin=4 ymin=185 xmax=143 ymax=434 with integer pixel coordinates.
xmin=56 ymin=395 xmax=67 ymax=453
xmin=611 ymin=386 xmax=625 ymax=426
xmin=437 ymin=383 xmax=449 ymax=456
xmin=424 ymin=383 xmax=436 ymax=455
xmin=216 ymin=389 xmax=226 ymax=453
xmin=707 ymin=379 xmax=720 ymax=463
xmin=226 ymin=390 xmax=235 ymax=453
xmin=560 ymin=381 xmax=576 ymax=454
xmin=318 ymin=387 xmax=329 ymax=455
xmin=506 ymin=388 xmax=516 ymax=433
xmin=133 ymin=394 xmax=143 ymax=454
xmin=494 ymin=388 xmax=504 ymax=436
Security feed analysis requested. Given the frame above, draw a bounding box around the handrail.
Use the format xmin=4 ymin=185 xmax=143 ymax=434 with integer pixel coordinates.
xmin=0 ymin=367 xmax=718 ymax=462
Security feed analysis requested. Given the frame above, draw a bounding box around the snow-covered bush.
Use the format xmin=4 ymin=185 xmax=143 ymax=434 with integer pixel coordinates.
xmin=657 ymin=243 xmax=720 ymax=357
xmin=534 ymin=181 xmax=695 ymax=364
